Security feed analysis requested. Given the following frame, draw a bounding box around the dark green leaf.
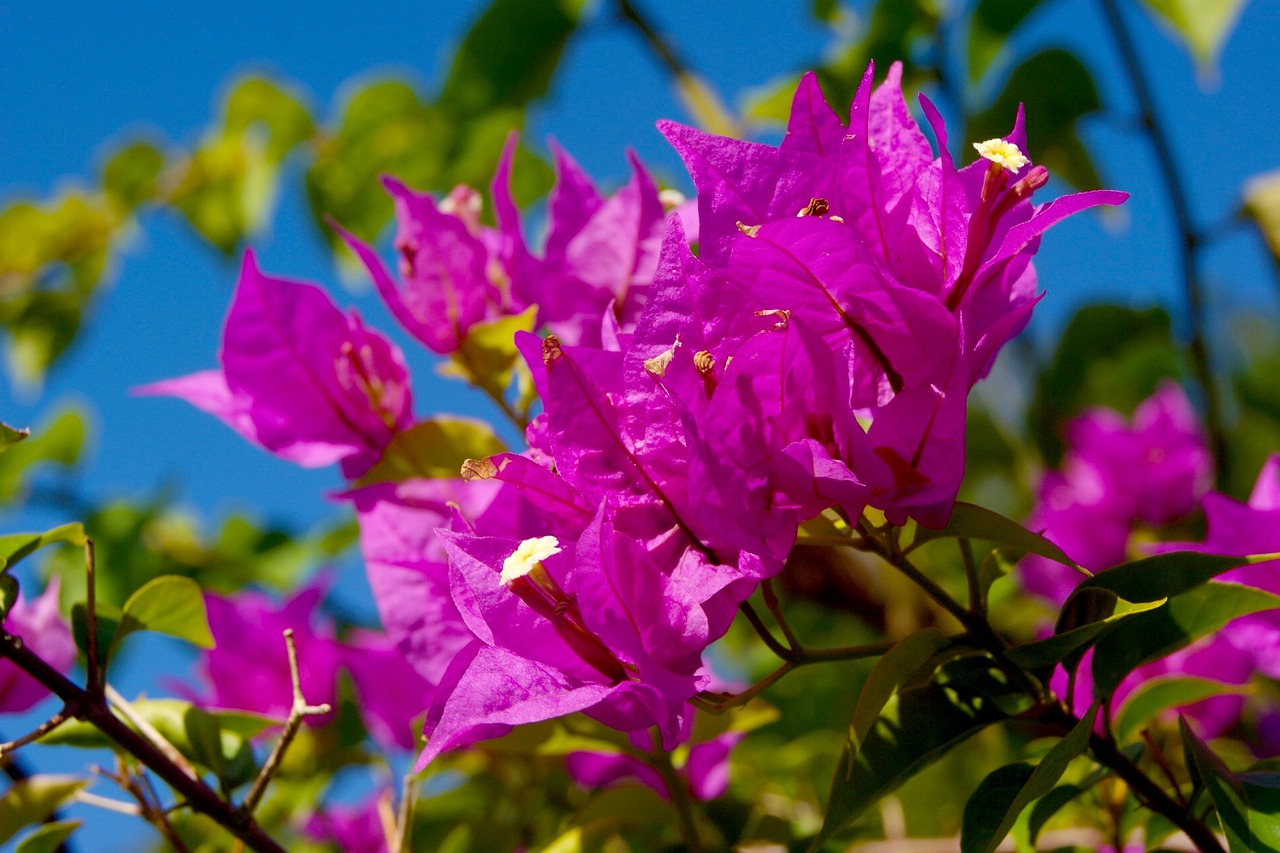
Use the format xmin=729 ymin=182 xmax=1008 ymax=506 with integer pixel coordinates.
xmin=356 ymin=418 xmax=505 ymax=486
xmin=439 ymin=0 xmax=582 ymax=120
xmin=913 ymin=501 xmax=1078 ymax=568
xmin=1028 ymin=305 xmax=1179 ymax=466
xmin=968 ymin=0 xmax=1048 ymax=80
xmin=1028 ymin=783 xmax=1089 ymax=843
xmin=0 ymin=524 xmax=86 ymax=571
xmin=1005 ymin=595 xmax=1165 ymax=670
xmin=14 ymin=820 xmax=81 ymax=853
xmin=967 ymin=48 xmax=1102 ymax=191
xmin=960 ymin=705 xmax=1097 ymax=853
xmin=813 ymin=665 xmax=1013 ymax=847
xmin=101 ymin=141 xmax=165 ymax=211
xmin=71 ymin=600 xmax=122 ymax=670
xmin=1181 ymin=717 xmax=1280 ymax=852
xmin=1093 ymin=582 xmax=1280 ymax=698
xmin=112 ymin=575 xmax=215 ymax=654
xmin=0 ymin=574 xmax=19 ymax=620
xmin=0 ymin=777 xmax=86 ymax=845
xmin=1074 ymin=550 xmax=1265 ymax=603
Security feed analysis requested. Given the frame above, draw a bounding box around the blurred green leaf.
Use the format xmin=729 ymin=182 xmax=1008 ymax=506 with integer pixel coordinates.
xmin=968 ymin=0 xmax=1048 ymax=81
xmin=913 ymin=501 xmax=1078 ymax=568
xmin=0 ymin=574 xmax=19 ymax=620
xmin=1137 ymin=0 xmax=1247 ymax=72
xmin=439 ymin=0 xmax=581 ymax=120
xmin=111 ymin=574 xmax=215 ymax=654
xmin=967 ymin=48 xmax=1102 ymax=191
xmin=1245 ymin=169 xmax=1280 ymax=275
xmin=814 ymin=0 xmax=938 ymax=110
xmin=14 ymin=820 xmax=81 ymax=853
xmin=1115 ymin=676 xmax=1250 ymax=743
xmin=0 ymin=777 xmax=87 ymax=845
xmin=0 ymin=523 xmax=86 ymax=571
xmin=0 ymin=421 xmax=29 ymax=454
xmin=170 ymin=133 xmax=274 ymax=255
xmin=223 ymin=76 xmax=314 ymax=161
xmin=1029 ymin=304 xmax=1181 ymax=465
xmin=1181 ymin=717 xmax=1280 ymax=851
xmin=357 ymin=418 xmax=505 ymax=486
xmin=960 ymin=705 xmax=1096 ymax=852
xmin=101 ymin=141 xmax=166 ymax=211
xmin=1093 ymin=581 xmax=1280 ymax=698
xmin=440 ymin=305 xmax=539 ymax=400
xmin=814 ymin=660 xmax=1014 ymax=847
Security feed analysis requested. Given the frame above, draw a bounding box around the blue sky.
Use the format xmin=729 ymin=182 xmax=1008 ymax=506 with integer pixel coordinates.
xmin=1 ymin=0 xmax=1279 ymax=848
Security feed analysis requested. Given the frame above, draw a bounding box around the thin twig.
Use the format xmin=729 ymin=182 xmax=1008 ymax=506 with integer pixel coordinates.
xmin=1098 ymin=0 xmax=1227 ymax=473
xmin=83 ymin=539 xmax=101 ymax=697
xmin=105 ymin=685 xmax=197 ymax=781
xmin=647 ymin=727 xmax=705 ymax=853
xmin=737 ymin=600 xmax=794 ymax=661
xmin=118 ymin=760 xmax=193 ymax=853
xmin=692 ymin=661 xmax=796 ymax=714
xmin=760 ymin=579 xmax=801 ymax=652
xmin=73 ymin=790 xmax=142 ymax=816
xmin=0 ymin=706 xmax=74 ymax=758
xmin=0 ymin=633 xmax=287 ymax=853
xmin=958 ymin=537 xmax=982 ymax=616
xmin=239 ymin=629 xmax=332 ymax=816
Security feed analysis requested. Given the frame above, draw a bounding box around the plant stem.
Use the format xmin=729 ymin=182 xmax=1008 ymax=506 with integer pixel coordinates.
xmin=647 ymin=728 xmax=705 ymax=853
xmin=737 ymin=600 xmax=794 ymax=660
xmin=1097 ymin=0 xmax=1227 ymax=473
xmin=0 ymin=633 xmax=286 ymax=853
xmin=0 ymin=707 xmax=73 ymax=756
xmin=239 ymin=629 xmax=332 ymax=816
xmin=84 ymin=540 xmax=101 ymax=697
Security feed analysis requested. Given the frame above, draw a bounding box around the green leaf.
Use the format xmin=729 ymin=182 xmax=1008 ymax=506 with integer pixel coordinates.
xmin=440 ymin=306 xmax=539 ymax=399
xmin=356 ymin=417 xmax=505 ymax=486
xmin=1027 ymin=783 xmax=1088 ymax=843
xmin=112 ymin=575 xmax=215 ymax=654
xmin=1245 ymin=170 xmax=1280 ymax=275
xmin=439 ymin=0 xmax=581 ymax=120
xmin=170 ymin=133 xmax=274 ymax=255
xmin=0 ymin=777 xmax=86 ymax=845
xmin=14 ymin=820 xmax=80 ymax=853
xmin=1093 ymin=582 xmax=1280 ymax=698
xmin=1004 ymin=595 xmax=1165 ymax=670
xmin=101 ymin=141 xmax=166 ymax=211
xmin=848 ymin=628 xmax=948 ymax=756
xmin=0 ymin=408 xmax=86 ymax=503
xmin=1115 ymin=677 xmax=1250 ymax=743
xmin=0 ymin=523 xmax=86 ymax=571
xmin=1137 ymin=0 xmax=1247 ymax=72
xmin=0 ymin=574 xmax=19 ymax=620
xmin=967 ymin=48 xmax=1102 ymax=191
xmin=813 ymin=664 xmax=1013 ymax=847
xmin=913 ymin=501 xmax=1079 ymax=568
xmin=486 ymin=715 xmax=635 ymax=758
xmin=71 ymin=599 xmax=122 ymax=670
xmin=0 ymin=421 xmax=28 ymax=454
xmin=1181 ymin=717 xmax=1280 ymax=851
xmin=222 ymin=76 xmax=314 ymax=162
xmin=1074 ymin=550 xmax=1267 ymax=603
xmin=961 ymin=705 xmax=1097 ymax=853
xmin=968 ymin=0 xmax=1048 ymax=80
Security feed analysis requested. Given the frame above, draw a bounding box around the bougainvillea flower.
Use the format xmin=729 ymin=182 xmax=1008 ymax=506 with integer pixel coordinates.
xmin=303 ymin=791 xmax=391 ymax=853
xmin=139 ymin=250 xmax=413 ymax=479
xmin=566 ymin=721 xmax=743 ymax=801
xmin=341 ymin=630 xmax=433 ymax=751
xmin=1021 ymin=382 xmax=1213 ymax=603
xmin=659 ymin=61 xmax=1126 ymax=527
xmin=198 ymin=584 xmax=342 ymax=725
xmin=0 ymin=579 xmax=74 ymax=713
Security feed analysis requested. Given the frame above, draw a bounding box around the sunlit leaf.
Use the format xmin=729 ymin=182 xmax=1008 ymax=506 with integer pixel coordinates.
xmin=357 ymin=418 xmax=505 ymax=486
xmin=848 ymin=628 xmax=948 ymax=756
xmin=1137 ymin=0 xmax=1247 ymax=72
xmin=112 ymin=575 xmax=215 ymax=653
xmin=440 ymin=306 xmax=539 ymax=400
xmin=960 ymin=705 xmax=1097 ymax=853
xmin=222 ymin=76 xmax=314 ymax=162
xmin=0 ymin=421 xmax=29 ymax=454
xmin=0 ymin=523 xmax=86 ymax=571
xmin=1005 ymin=594 xmax=1165 ymax=671
xmin=0 ymin=777 xmax=87 ymax=845
xmin=14 ymin=820 xmax=81 ymax=853
xmin=1115 ymin=676 xmax=1250 ymax=742
xmin=1093 ymin=581 xmax=1280 ymax=698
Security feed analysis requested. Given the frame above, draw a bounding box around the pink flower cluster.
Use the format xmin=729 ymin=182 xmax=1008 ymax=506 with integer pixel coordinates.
xmin=146 ymin=62 xmax=1123 ymax=773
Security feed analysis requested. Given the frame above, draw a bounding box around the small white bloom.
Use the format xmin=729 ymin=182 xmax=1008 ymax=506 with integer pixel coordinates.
xmin=972 ymin=138 xmax=1029 ymax=173
xmin=501 ymin=536 xmax=563 ymax=585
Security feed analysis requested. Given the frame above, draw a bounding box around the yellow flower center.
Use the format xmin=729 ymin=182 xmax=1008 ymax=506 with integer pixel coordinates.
xmin=501 ymin=536 xmax=563 ymax=584
xmin=972 ymin=138 xmax=1029 ymax=173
